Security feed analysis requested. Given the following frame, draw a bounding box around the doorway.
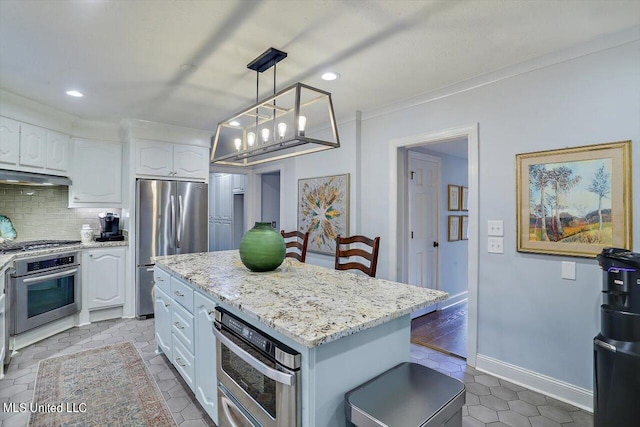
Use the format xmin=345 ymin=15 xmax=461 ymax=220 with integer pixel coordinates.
xmin=209 ymin=173 xmax=246 ymax=251
xmin=261 ymin=171 xmax=281 ymax=230
xmin=389 ymin=124 xmax=479 ymax=366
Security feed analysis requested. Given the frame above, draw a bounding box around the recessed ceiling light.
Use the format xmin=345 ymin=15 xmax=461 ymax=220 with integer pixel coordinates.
xmin=321 ymin=72 xmax=340 ymax=81
xmin=66 ymin=90 xmax=83 ymax=97
xmin=229 ymin=120 xmax=240 ymax=126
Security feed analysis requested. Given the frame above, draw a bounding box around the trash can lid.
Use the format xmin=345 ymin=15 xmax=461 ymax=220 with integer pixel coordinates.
xmin=345 ymin=362 xmax=465 ymax=427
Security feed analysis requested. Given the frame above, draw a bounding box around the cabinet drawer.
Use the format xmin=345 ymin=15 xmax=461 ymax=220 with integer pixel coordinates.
xmin=172 ymin=335 xmax=195 ymax=392
xmin=170 ymin=277 xmax=194 ymax=313
xmin=154 ymin=268 xmax=171 ymax=294
xmin=171 ymin=301 xmax=194 ymax=353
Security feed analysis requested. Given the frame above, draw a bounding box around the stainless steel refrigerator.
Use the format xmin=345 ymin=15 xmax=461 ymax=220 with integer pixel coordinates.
xmin=136 ymin=179 xmax=208 ymax=317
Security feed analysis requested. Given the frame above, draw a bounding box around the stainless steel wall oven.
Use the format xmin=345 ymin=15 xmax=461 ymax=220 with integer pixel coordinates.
xmin=213 ymin=307 xmax=301 ymax=427
xmin=9 ymin=252 xmax=81 ymax=335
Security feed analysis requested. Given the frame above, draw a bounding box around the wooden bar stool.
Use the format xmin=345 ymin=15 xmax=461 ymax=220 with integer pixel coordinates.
xmin=280 ymin=230 xmax=310 ymax=263
xmin=334 ymin=234 xmax=380 ymax=277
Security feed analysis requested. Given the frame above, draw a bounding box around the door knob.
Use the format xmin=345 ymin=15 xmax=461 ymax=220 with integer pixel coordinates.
xmin=433 ymin=241 xmax=439 ymax=248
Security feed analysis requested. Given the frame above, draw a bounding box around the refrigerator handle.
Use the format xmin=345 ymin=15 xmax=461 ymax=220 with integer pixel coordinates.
xmin=177 ymin=194 xmax=183 ymax=249
xmin=170 ymin=195 xmax=176 ymax=248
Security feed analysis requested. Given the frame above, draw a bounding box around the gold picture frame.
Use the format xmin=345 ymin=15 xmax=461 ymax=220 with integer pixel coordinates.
xmin=460 ymin=186 xmax=469 ymax=212
xmin=448 ymin=185 xmax=460 ymax=211
xmin=460 ymin=215 xmax=469 ymax=241
xmin=516 ymin=141 xmax=632 ymax=258
xmin=448 ymin=215 xmax=460 ymax=242
xmin=298 ymin=173 xmax=350 ymax=254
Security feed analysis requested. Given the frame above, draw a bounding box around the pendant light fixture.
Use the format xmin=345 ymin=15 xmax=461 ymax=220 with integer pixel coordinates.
xmin=211 ymin=48 xmax=340 ymax=167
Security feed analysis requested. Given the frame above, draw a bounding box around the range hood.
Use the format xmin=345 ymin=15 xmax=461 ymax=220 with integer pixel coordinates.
xmin=0 ymin=170 xmax=72 ymax=186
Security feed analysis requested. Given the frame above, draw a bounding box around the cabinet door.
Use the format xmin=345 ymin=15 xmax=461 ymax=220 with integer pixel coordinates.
xmin=212 ymin=221 xmax=233 ymax=251
xmin=213 ymin=174 xmax=233 ymax=220
xmin=154 ymin=287 xmax=173 ymax=360
xmin=232 ymin=174 xmax=245 ymax=193
xmin=70 ymin=140 xmax=122 ymax=204
xmin=86 ymin=248 xmax=125 ymax=310
xmin=136 ymin=140 xmax=173 ymax=177
xmin=194 ymin=292 xmax=218 ymax=423
xmin=0 ymin=292 xmax=5 ymax=380
xmin=173 ymin=145 xmax=209 ymax=179
xmin=45 ymin=130 xmax=69 ymax=172
xmin=0 ymin=117 xmax=20 ymax=167
xmin=19 ymin=123 xmax=46 ymax=169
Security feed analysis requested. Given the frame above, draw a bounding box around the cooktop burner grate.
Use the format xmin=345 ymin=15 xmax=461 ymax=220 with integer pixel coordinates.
xmin=0 ymin=239 xmax=82 ymax=254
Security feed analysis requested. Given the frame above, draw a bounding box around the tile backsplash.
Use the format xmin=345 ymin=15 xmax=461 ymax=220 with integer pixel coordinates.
xmin=0 ymin=184 xmax=121 ymax=242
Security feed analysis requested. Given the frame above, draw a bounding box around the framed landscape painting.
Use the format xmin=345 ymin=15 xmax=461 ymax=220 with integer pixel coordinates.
xmin=516 ymin=141 xmax=632 ymax=258
xmin=298 ymin=173 xmax=350 ymax=254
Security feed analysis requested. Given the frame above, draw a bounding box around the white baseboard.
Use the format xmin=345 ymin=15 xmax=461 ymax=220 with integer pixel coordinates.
xmin=439 ymin=291 xmax=468 ymax=310
xmin=476 ymin=354 xmax=593 ymax=412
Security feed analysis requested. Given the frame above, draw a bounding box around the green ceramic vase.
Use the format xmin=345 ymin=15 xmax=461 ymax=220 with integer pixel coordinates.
xmin=239 ymin=222 xmax=286 ymax=272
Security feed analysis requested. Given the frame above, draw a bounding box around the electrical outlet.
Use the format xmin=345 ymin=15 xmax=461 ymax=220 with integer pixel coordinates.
xmin=488 ymin=220 xmax=504 ymax=236
xmin=488 ymin=237 xmax=504 ymax=254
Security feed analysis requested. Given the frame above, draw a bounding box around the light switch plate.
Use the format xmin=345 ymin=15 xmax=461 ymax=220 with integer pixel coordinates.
xmin=488 ymin=220 xmax=504 ymax=236
xmin=562 ymin=261 xmax=576 ymax=280
xmin=488 ymin=237 xmax=504 ymax=254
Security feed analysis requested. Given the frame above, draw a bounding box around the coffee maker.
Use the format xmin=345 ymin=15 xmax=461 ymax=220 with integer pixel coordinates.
xmin=96 ymin=212 xmax=124 ymax=242
xmin=594 ymin=248 xmax=640 ymax=427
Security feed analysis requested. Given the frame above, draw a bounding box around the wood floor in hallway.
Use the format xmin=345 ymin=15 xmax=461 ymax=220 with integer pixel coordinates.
xmin=411 ymin=301 xmax=468 ymax=359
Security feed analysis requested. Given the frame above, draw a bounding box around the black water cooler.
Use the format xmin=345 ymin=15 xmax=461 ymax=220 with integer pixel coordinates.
xmin=594 ymin=248 xmax=640 ymax=427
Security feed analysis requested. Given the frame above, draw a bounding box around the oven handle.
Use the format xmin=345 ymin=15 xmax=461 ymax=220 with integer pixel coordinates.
xmin=212 ymin=326 xmax=295 ymax=386
xmin=22 ymin=268 xmax=79 ymax=284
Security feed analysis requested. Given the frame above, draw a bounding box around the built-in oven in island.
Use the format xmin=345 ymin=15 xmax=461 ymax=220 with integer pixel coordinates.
xmin=213 ymin=307 xmax=301 ymax=427
xmin=9 ymin=252 xmax=81 ymax=335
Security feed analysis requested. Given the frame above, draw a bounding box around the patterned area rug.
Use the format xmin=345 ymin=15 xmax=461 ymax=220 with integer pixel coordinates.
xmin=29 ymin=341 xmax=176 ymax=427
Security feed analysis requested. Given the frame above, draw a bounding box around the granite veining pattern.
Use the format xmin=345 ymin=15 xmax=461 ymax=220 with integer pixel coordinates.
xmin=155 ymin=250 xmax=448 ymax=347
xmin=0 ymin=240 xmax=128 ymax=271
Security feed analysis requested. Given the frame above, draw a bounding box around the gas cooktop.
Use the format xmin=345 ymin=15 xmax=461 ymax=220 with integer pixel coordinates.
xmin=0 ymin=240 xmax=81 ymax=254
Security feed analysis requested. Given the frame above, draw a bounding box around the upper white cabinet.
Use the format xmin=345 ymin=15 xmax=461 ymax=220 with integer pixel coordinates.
xmin=232 ymin=174 xmax=245 ymax=194
xmin=135 ymin=140 xmax=209 ymax=180
xmin=85 ymin=247 xmax=126 ymax=310
xmin=19 ymin=124 xmax=46 ymax=169
xmin=45 ymin=130 xmax=70 ymax=172
xmin=69 ymin=139 xmax=122 ymax=206
xmin=0 ymin=117 xmax=69 ymax=174
xmin=0 ymin=117 xmax=20 ymax=167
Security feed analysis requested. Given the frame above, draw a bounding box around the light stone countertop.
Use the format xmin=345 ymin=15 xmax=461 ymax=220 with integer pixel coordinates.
xmin=0 ymin=240 xmax=128 ymax=271
xmin=155 ymin=250 xmax=448 ymax=348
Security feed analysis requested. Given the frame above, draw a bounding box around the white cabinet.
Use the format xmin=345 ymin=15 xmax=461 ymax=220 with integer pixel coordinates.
xmin=45 ymin=130 xmax=69 ymax=172
xmin=154 ymin=287 xmax=173 ymax=360
xmin=85 ymin=247 xmax=126 ymax=310
xmin=70 ymin=139 xmax=122 ymax=206
xmin=232 ymin=174 xmax=245 ymax=194
xmin=0 ymin=117 xmax=20 ymax=167
xmin=135 ymin=140 xmax=209 ymax=180
xmin=19 ymin=123 xmax=46 ymax=169
xmin=194 ymin=292 xmax=218 ymax=423
xmin=212 ymin=174 xmax=232 ymax=221
xmin=0 ymin=268 xmax=6 ymax=380
xmin=0 ymin=117 xmax=70 ymax=174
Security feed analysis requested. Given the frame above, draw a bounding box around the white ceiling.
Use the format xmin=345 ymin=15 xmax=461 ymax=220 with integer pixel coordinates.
xmin=1 ymin=1 xmax=638 ymax=132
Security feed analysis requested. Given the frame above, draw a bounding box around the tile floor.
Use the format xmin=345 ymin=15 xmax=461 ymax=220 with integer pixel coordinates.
xmin=0 ymin=318 xmax=594 ymax=427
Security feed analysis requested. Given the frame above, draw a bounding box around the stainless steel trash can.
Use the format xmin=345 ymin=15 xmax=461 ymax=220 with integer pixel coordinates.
xmin=345 ymin=362 xmax=465 ymax=427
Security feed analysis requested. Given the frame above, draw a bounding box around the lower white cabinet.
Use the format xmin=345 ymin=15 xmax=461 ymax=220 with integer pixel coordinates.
xmin=85 ymin=247 xmax=126 ymax=310
xmin=194 ymin=292 xmax=218 ymax=422
xmin=154 ymin=268 xmax=219 ymax=425
xmin=154 ymin=287 xmax=173 ymax=360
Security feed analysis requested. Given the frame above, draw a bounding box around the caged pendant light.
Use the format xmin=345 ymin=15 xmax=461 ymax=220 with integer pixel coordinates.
xmin=211 ymin=48 xmax=340 ymax=167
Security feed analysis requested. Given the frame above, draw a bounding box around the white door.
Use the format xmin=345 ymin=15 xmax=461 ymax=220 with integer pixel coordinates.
xmin=19 ymin=123 xmax=46 ymax=169
xmin=0 ymin=117 xmax=20 ymax=166
xmin=70 ymin=140 xmax=122 ymax=204
xmin=86 ymin=248 xmax=125 ymax=309
xmin=408 ymin=151 xmax=440 ymax=290
xmin=46 ymin=130 xmax=69 ymax=172
xmin=173 ymin=145 xmax=209 ymax=179
xmin=136 ymin=140 xmax=173 ymax=177
xmin=194 ymin=293 xmax=218 ymax=422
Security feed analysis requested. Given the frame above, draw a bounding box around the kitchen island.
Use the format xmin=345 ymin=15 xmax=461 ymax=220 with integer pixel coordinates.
xmin=154 ymin=250 xmax=447 ymax=426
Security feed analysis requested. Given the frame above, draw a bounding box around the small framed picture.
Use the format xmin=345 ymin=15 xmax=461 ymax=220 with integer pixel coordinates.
xmin=460 ymin=186 xmax=469 ymax=211
xmin=448 ymin=215 xmax=460 ymax=241
xmin=460 ymin=215 xmax=469 ymax=240
xmin=448 ymin=185 xmax=460 ymax=211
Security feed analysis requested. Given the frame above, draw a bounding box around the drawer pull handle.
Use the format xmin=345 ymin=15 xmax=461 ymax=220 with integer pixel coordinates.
xmin=207 ymin=309 xmax=215 ymax=315
xmin=174 ymin=321 xmax=184 ymax=330
xmin=174 ymin=290 xmax=184 ymax=297
xmin=176 ymin=357 xmax=186 ymax=367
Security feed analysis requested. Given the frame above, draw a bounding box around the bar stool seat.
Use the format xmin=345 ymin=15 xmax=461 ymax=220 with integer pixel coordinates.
xmin=345 ymin=362 xmax=465 ymax=427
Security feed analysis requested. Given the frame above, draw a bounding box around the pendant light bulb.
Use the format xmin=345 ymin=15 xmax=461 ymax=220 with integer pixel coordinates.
xmin=234 ymin=138 xmax=242 ymax=151
xmin=261 ymin=128 xmax=270 ymax=143
xmin=298 ymin=116 xmax=307 ymax=136
xmin=277 ymin=122 xmax=287 ymax=139
xmin=247 ymin=132 xmax=256 ymax=147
